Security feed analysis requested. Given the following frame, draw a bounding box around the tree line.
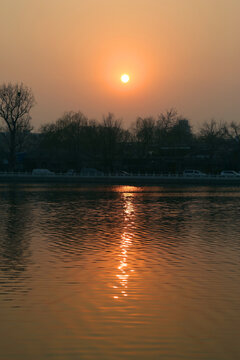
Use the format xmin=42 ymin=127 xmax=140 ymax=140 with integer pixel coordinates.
xmin=1 ymin=82 xmax=240 ymax=173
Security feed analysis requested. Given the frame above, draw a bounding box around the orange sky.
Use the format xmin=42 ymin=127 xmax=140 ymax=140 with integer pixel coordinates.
xmin=1 ymin=0 xmax=240 ymax=129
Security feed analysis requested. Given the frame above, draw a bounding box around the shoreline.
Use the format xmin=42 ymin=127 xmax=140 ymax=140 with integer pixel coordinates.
xmin=1 ymin=173 xmax=240 ymax=185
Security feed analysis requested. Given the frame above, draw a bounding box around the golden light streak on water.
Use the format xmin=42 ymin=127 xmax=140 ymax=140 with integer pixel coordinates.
xmin=113 ymin=193 xmax=135 ymax=299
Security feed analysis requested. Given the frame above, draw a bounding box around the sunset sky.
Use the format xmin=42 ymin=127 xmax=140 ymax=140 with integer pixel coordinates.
xmin=1 ymin=0 xmax=240 ymax=129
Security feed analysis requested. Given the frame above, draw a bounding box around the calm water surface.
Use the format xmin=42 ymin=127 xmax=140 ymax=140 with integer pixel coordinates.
xmin=0 ymin=184 xmax=240 ymax=360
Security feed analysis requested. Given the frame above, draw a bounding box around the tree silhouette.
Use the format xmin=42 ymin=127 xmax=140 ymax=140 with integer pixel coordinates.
xmin=0 ymin=83 xmax=35 ymax=169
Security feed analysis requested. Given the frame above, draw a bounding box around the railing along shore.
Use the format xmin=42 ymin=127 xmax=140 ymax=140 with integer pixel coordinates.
xmin=1 ymin=171 xmax=240 ymax=185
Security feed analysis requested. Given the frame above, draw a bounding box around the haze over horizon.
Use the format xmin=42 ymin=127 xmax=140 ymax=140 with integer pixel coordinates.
xmin=1 ymin=0 xmax=240 ymax=130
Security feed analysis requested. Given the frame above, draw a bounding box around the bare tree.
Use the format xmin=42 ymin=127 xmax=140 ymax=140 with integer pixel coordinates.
xmin=0 ymin=83 xmax=35 ymax=169
xmin=40 ymin=111 xmax=90 ymax=170
xmin=133 ymin=116 xmax=156 ymax=158
xmin=157 ymin=108 xmax=178 ymax=132
xmin=199 ymin=119 xmax=228 ymax=142
xmin=198 ymin=119 xmax=228 ymax=160
xmin=98 ymin=113 xmax=125 ymax=171
xmin=226 ymin=121 xmax=240 ymax=143
xmin=155 ymin=109 xmax=179 ymax=146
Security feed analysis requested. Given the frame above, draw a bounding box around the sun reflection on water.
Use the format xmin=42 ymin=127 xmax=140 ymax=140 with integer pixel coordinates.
xmin=113 ymin=192 xmax=135 ymax=300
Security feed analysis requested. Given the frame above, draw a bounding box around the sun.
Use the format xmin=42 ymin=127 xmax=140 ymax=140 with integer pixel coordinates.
xmin=121 ymin=74 xmax=130 ymax=83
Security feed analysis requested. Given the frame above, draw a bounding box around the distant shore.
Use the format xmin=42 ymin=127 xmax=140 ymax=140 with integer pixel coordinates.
xmin=1 ymin=173 xmax=240 ymax=185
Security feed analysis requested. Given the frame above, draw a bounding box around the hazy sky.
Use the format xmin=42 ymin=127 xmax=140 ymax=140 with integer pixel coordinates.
xmin=1 ymin=0 xmax=240 ymax=129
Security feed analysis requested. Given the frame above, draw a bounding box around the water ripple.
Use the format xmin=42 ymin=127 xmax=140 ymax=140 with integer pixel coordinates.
xmin=0 ymin=185 xmax=240 ymax=359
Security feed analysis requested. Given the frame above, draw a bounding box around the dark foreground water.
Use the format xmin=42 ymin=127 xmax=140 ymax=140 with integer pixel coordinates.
xmin=0 ymin=184 xmax=240 ymax=360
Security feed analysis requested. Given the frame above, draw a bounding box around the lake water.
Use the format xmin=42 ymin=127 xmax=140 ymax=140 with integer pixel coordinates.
xmin=0 ymin=184 xmax=240 ymax=360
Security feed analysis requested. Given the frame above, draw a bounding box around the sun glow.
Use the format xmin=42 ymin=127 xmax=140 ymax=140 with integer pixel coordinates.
xmin=121 ymin=74 xmax=130 ymax=83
